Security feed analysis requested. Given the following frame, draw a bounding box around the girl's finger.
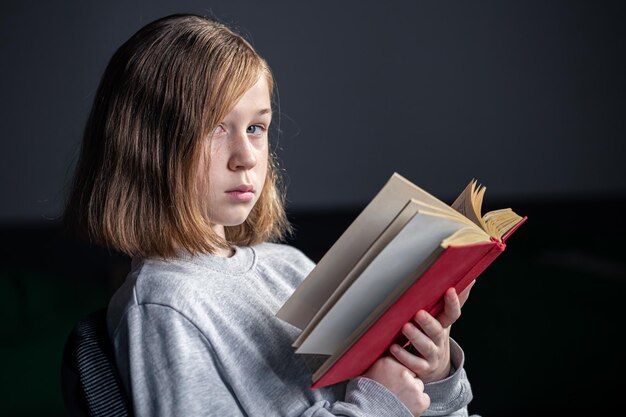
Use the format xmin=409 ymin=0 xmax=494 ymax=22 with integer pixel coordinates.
xmin=402 ymin=319 xmax=442 ymax=362
xmin=414 ymin=310 xmax=446 ymax=345
xmin=458 ymin=280 xmax=476 ymax=308
xmin=435 ymin=288 xmax=461 ymax=328
xmin=390 ymin=343 xmax=429 ymax=374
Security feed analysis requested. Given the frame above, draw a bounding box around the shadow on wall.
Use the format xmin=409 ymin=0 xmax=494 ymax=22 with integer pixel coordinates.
xmin=0 ymin=197 xmax=624 ymax=416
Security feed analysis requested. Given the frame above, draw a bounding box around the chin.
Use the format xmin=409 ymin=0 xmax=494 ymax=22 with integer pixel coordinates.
xmin=224 ymin=219 xmax=248 ymax=227
xmin=220 ymin=212 xmax=254 ymax=227
xmin=209 ymin=202 xmax=256 ymax=227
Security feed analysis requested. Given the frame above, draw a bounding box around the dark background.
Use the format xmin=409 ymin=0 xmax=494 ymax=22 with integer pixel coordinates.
xmin=1 ymin=1 xmax=624 ymax=416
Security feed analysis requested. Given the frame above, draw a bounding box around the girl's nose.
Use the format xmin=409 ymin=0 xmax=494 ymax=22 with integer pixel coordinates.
xmin=228 ymin=131 xmax=257 ymax=171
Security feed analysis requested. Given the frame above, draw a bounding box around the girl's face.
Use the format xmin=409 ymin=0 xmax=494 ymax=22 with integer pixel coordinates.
xmin=200 ymin=75 xmax=272 ymax=239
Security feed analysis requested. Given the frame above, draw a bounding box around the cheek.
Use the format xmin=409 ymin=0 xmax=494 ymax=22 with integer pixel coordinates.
xmin=258 ymin=151 xmax=269 ymax=184
xmin=196 ymin=144 xmax=220 ymax=198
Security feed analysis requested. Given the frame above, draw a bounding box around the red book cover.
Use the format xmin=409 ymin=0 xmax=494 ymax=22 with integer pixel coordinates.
xmin=310 ymin=217 xmax=526 ymax=389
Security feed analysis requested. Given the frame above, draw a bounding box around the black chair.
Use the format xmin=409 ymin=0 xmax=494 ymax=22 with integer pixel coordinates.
xmin=61 ymin=308 xmax=133 ymax=416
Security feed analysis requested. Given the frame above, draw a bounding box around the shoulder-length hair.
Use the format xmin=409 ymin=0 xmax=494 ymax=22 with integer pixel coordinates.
xmin=64 ymin=14 xmax=290 ymax=258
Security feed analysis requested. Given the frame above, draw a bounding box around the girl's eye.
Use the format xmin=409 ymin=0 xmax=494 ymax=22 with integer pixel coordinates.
xmin=246 ymin=125 xmax=265 ymax=135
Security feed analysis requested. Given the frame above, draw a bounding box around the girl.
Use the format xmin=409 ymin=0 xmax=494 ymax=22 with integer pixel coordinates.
xmin=65 ymin=13 xmax=477 ymax=417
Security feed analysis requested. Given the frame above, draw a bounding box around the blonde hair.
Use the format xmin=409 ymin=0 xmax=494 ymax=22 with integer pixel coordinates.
xmin=64 ymin=14 xmax=290 ymax=258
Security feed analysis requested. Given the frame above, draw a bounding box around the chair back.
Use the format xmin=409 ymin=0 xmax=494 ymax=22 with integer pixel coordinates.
xmin=61 ymin=308 xmax=132 ymax=416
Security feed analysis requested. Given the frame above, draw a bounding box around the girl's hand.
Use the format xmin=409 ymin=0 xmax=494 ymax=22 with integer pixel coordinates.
xmin=389 ymin=280 xmax=475 ymax=383
xmin=363 ymin=356 xmax=430 ymax=416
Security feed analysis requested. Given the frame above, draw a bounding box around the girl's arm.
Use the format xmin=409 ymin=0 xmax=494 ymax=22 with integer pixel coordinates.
xmin=113 ymin=303 xmax=418 ymax=416
xmin=111 ymin=304 xmax=244 ymax=416
xmin=110 ymin=295 xmax=474 ymax=416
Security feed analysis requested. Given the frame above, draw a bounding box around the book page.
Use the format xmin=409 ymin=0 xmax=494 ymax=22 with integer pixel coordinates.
xmin=295 ymin=211 xmax=468 ymax=355
xmin=451 ymin=180 xmax=487 ymax=231
xmin=293 ymin=199 xmax=421 ymax=348
xmin=482 ymin=208 xmax=524 ymax=240
xmin=277 ymin=172 xmax=463 ymax=330
xmin=442 ymin=227 xmax=491 ymax=247
xmin=311 ymin=247 xmax=445 ymax=381
xmin=293 ymin=198 xmax=478 ymax=347
xmin=452 ymin=180 xmax=524 ymax=240
xmin=406 ymin=197 xmax=478 ymax=228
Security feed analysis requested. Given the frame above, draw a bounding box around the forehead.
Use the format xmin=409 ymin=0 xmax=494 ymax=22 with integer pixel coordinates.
xmin=225 ymin=75 xmax=272 ymax=118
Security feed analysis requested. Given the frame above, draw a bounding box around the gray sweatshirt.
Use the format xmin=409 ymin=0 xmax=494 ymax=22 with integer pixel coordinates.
xmin=107 ymin=242 xmax=475 ymax=416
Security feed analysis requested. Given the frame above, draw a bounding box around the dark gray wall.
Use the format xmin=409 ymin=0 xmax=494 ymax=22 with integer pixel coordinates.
xmin=2 ymin=0 xmax=625 ymax=221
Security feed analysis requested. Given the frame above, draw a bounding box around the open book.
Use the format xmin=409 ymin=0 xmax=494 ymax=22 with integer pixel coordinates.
xmin=277 ymin=172 xmax=526 ymax=388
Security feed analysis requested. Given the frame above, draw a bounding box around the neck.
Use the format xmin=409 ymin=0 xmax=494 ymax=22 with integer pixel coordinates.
xmin=214 ymin=245 xmax=234 ymax=258
xmin=211 ymin=224 xmax=233 ymax=257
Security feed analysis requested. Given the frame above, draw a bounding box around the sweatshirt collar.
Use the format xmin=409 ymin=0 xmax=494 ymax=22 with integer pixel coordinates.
xmin=173 ymin=245 xmax=256 ymax=275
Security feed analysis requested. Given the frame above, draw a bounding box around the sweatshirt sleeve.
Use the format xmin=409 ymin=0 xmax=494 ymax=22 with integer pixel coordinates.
xmin=111 ymin=303 xmax=244 ymax=416
xmin=112 ymin=303 xmax=413 ymax=417
xmin=421 ymin=339 xmax=475 ymax=417
xmin=111 ymin=302 xmax=474 ymax=417
xmin=298 ymin=339 xmax=476 ymax=417
xmin=300 ymin=377 xmax=414 ymax=417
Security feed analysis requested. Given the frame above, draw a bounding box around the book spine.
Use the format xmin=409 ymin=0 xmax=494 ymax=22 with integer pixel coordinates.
xmin=311 ymin=242 xmax=505 ymax=389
